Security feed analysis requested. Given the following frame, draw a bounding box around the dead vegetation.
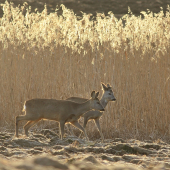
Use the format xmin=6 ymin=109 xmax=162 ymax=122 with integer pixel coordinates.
xmin=0 ymin=1 xmax=170 ymax=142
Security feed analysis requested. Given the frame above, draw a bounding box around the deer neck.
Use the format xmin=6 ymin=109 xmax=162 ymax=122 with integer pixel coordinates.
xmin=100 ymin=95 xmax=108 ymax=108
xmin=76 ymin=100 xmax=91 ymax=116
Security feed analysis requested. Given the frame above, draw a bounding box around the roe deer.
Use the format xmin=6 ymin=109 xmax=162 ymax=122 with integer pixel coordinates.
xmin=15 ymin=91 xmax=104 ymax=140
xmin=66 ymin=83 xmax=116 ymax=142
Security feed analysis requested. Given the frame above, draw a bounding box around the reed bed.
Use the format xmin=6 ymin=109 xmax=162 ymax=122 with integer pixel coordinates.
xmin=0 ymin=1 xmax=170 ymax=141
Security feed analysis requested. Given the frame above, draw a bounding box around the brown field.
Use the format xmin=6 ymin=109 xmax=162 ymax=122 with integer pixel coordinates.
xmin=0 ymin=131 xmax=170 ymax=170
xmin=0 ymin=1 xmax=170 ymax=144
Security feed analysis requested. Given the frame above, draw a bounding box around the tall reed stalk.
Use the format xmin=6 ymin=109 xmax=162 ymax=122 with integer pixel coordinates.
xmin=0 ymin=1 xmax=170 ymax=141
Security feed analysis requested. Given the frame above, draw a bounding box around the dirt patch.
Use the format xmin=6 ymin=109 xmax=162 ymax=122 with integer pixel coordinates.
xmin=0 ymin=130 xmax=170 ymax=170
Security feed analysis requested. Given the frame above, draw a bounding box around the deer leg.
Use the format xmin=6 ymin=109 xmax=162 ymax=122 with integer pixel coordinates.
xmin=78 ymin=117 xmax=89 ymax=139
xmin=24 ymin=120 xmax=40 ymax=137
xmin=15 ymin=115 xmax=33 ymax=137
xmin=83 ymin=117 xmax=89 ymax=129
xmin=94 ymin=118 xmax=104 ymax=142
xmin=71 ymin=121 xmax=88 ymax=141
xmin=59 ymin=121 xmax=65 ymax=140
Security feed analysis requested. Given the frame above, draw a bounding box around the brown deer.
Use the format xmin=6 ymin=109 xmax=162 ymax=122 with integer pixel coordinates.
xmin=15 ymin=91 xmax=104 ymax=140
xmin=66 ymin=83 xmax=116 ymax=142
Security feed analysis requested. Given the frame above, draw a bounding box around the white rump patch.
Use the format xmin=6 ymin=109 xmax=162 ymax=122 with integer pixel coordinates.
xmin=23 ymin=104 xmax=26 ymax=111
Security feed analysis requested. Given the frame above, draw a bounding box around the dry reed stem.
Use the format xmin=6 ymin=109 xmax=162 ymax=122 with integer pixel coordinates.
xmin=0 ymin=2 xmax=170 ymax=141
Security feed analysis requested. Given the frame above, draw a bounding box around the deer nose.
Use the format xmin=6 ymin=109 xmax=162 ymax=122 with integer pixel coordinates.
xmin=112 ymin=98 xmax=116 ymax=101
xmin=100 ymin=108 xmax=105 ymax=111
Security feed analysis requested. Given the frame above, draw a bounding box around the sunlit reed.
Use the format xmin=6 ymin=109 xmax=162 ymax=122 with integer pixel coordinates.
xmin=0 ymin=1 xmax=170 ymax=141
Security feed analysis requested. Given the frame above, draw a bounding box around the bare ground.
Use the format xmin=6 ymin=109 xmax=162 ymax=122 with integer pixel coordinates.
xmin=0 ymin=130 xmax=170 ymax=170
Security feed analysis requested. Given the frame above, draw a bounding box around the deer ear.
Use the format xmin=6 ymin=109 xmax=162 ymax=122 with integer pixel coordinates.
xmin=107 ymin=84 xmax=110 ymax=87
xmin=91 ymin=91 xmax=96 ymax=99
xmin=95 ymin=92 xmax=99 ymax=98
xmin=102 ymin=83 xmax=107 ymax=91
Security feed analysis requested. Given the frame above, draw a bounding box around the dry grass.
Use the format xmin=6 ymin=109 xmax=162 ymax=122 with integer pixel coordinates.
xmin=0 ymin=1 xmax=170 ymax=141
